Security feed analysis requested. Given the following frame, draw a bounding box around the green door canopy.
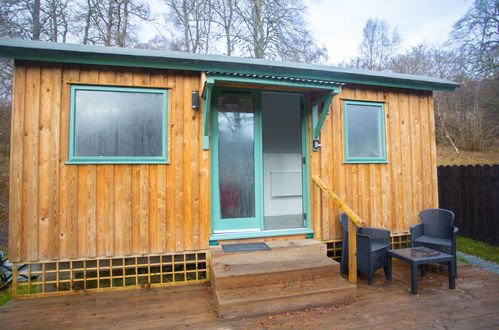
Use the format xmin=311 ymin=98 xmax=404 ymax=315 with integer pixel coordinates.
xmin=201 ymin=72 xmax=342 ymax=150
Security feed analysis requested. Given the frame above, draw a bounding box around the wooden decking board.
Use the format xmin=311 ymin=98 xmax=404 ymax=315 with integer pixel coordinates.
xmin=1 ymin=263 xmax=498 ymax=329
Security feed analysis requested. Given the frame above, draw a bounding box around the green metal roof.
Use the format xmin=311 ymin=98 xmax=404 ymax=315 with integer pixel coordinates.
xmin=0 ymin=39 xmax=460 ymax=92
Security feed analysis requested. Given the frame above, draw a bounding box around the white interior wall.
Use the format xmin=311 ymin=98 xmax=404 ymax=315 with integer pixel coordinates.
xmin=261 ymin=93 xmax=303 ymax=217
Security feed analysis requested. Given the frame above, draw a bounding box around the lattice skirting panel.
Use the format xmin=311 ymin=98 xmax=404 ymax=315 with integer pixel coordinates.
xmin=13 ymin=251 xmax=209 ymax=298
xmin=324 ymin=233 xmax=411 ymax=262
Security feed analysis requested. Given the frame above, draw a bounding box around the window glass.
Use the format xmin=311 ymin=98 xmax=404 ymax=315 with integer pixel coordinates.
xmin=217 ymin=96 xmax=255 ymax=219
xmin=70 ymin=86 xmax=167 ymax=163
xmin=344 ymin=101 xmax=386 ymax=162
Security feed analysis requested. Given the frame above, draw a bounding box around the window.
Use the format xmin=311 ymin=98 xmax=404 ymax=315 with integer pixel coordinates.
xmin=343 ymin=100 xmax=387 ymax=163
xmin=68 ymin=85 xmax=168 ymax=164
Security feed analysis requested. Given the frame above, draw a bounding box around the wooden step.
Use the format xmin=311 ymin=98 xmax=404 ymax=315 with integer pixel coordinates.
xmin=211 ymin=239 xmax=327 ymax=265
xmin=216 ymin=275 xmax=356 ymax=319
xmin=211 ymin=256 xmax=340 ymax=290
xmin=210 ymin=239 xmax=355 ymax=319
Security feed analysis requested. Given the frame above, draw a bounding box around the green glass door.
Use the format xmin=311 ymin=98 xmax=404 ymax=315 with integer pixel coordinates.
xmin=212 ymin=90 xmax=262 ymax=232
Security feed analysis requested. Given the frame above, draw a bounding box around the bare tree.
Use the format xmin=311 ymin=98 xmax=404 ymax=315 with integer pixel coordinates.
xmin=234 ymin=0 xmax=326 ymax=62
xmin=389 ymin=43 xmax=467 ymax=81
xmin=350 ymin=18 xmax=401 ymax=71
xmin=211 ymin=0 xmax=240 ymax=56
xmin=79 ymin=0 xmax=151 ymax=47
xmin=0 ymin=0 xmax=73 ymax=41
xmin=164 ymin=0 xmax=213 ymax=53
xmin=450 ymin=0 xmax=498 ymax=78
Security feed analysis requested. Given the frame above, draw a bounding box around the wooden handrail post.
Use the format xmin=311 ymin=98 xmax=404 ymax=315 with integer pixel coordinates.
xmin=347 ymin=220 xmax=357 ymax=283
xmin=313 ymin=182 xmax=322 ymax=240
xmin=312 ymin=175 xmax=363 ymax=284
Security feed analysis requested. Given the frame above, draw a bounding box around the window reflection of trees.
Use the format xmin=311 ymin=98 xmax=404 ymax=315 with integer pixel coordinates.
xmin=347 ymin=105 xmax=382 ymax=158
xmin=218 ymin=97 xmax=256 ymax=219
xmin=75 ymin=90 xmax=163 ymax=157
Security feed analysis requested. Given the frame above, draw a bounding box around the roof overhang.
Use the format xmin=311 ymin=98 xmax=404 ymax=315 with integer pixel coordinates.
xmin=200 ymin=72 xmax=341 ymax=150
xmin=0 ymin=39 xmax=460 ymax=92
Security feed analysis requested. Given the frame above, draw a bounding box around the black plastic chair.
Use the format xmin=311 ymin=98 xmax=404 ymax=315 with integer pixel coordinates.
xmin=410 ymin=208 xmax=458 ymax=277
xmin=339 ymin=213 xmax=391 ymax=285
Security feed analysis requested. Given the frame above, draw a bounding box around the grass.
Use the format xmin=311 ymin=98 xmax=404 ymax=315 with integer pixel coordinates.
xmin=0 ymin=284 xmax=37 ymax=307
xmin=437 ymin=140 xmax=499 ymax=165
xmin=457 ymin=236 xmax=499 ymax=264
xmin=457 ymin=254 xmax=469 ymax=264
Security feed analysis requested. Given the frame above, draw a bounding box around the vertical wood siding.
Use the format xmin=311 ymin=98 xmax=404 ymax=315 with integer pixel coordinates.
xmin=310 ymin=84 xmax=438 ymax=241
xmin=9 ymin=61 xmax=208 ymax=262
xmin=9 ymin=61 xmax=438 ymax=262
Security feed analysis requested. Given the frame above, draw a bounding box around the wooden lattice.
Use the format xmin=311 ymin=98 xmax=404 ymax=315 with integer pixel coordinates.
xmin=13 ymin=251 xmax=209 ymax=298
xmin=325 ymin=240 xmax=343 ymax=261
xmin=390 ymin=233 xmax=411 ymax=249
xmin=324 ymin=234 xmax=412 ymax=262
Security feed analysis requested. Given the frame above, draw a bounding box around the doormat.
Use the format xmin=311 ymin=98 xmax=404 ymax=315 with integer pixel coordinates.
xmin=222 ymin=242 xmax=271 ymax=253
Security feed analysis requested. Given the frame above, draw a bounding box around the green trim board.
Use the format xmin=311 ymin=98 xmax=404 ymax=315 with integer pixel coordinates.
xmin=343 ymin=100 xmax=387 ymax=164
xmin=207 ymin=74 xmax=340 ymax=90
xmin=202 ymin=74 xmax=340 ymax=151
xmin=0 ymin=39 xmax=460 ymax=92
xmin=202 ymin=78 xmax=214 ymax=150
xmin=210 ymin=88 xmax=264 ymax=232
xmin=67 ymin=84 xmax=169 ymax=164
xmin=210 ymin=228 xmax=314 ymax=241
xmin=311 ymin=90 xmax=339 ymax=151
xmin=210 ymin=87 xmax=312 ymax=236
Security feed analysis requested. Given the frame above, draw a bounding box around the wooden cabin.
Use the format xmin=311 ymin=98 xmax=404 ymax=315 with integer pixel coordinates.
xmin=0 ymin=39 xmax=458 ymax=306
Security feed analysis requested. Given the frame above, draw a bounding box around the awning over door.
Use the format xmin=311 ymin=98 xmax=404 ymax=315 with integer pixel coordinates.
xmin=201 ymin=71 xmax=344 ymax=150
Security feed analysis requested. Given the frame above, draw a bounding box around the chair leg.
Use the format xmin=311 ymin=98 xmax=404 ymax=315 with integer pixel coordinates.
xmin=421 ymin=264 xmax=427 ymax=277
xmin=383 ymin=265 xmax=389 ymax=280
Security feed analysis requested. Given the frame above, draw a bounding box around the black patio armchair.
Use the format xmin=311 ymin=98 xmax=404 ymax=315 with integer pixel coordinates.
xmin=410 ymin=208 xmax=458 ymax=277
xmin=339 ymin=213 xmax=391 ymax=285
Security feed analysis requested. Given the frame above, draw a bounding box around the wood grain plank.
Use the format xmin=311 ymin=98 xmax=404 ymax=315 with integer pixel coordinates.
xmin=37 ymin=64 xmax=53 ymax=260
xmin=48 ymin=65 xmax=62 ymax=259
xmin=427 ymin=95 xmax=439 ymax=207
xmin=174 ymin=72 xmax=185 ymax=252
xmin=24 ymin=63 xmax=41 ymax=261
xmin=9 ymin=63 xmax=26 ymax=262
xmin=131 ymin=165 xmax=141 ymax=254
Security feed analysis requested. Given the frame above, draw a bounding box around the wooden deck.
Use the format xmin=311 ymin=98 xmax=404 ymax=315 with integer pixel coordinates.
xmin=1 ymin=261 xmax=498 ymax=329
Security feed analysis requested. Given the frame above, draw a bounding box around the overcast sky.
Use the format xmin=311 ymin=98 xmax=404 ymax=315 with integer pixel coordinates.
xmin=307 ymin=0 xmax=474 ymax=64
xmin=142 ymin=0 xmax=474 ymax=65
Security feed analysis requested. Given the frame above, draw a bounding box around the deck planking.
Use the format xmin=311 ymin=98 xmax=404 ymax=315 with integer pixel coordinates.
xmin=1 ymin=262 xmax=498 ymax=329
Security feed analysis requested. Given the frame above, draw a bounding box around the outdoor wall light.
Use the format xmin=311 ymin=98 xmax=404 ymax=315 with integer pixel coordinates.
xmin=192 ymin=90 xmax=200 ymax=110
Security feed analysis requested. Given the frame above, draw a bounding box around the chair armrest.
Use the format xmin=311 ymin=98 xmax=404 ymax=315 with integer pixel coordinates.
xmin=356 ymin=233 xmax=371 ymax=254
xmin=410 ymin=224 xmax=423 ymax=246
xmin=358 ymin=227 xmax=391 ymax=245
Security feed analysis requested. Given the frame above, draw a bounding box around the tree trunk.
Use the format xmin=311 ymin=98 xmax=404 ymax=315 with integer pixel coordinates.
xmin=83 ymin=0 xmax=93 ymax=44
xmin=252 ymin=0 xmax=264 ymax=58
xmin=32 ymin=0 xmax=41 ymax=40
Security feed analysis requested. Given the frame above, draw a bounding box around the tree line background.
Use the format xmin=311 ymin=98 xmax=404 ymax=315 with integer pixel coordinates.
xmin=0 ymin=0 xmax=497 ymax=154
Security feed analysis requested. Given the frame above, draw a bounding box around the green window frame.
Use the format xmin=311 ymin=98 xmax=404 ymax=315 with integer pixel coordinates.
xmin=343 ymin=100 xmax=387 ymax=164
xmin=67 ymin=84 xmax=169 ymax=164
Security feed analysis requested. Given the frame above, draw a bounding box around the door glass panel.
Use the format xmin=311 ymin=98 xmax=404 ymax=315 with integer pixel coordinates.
xmin=218 ymin=96 xmax=255 ymax=219
xmin=262 ymin=93 xmax=304 ymax=230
